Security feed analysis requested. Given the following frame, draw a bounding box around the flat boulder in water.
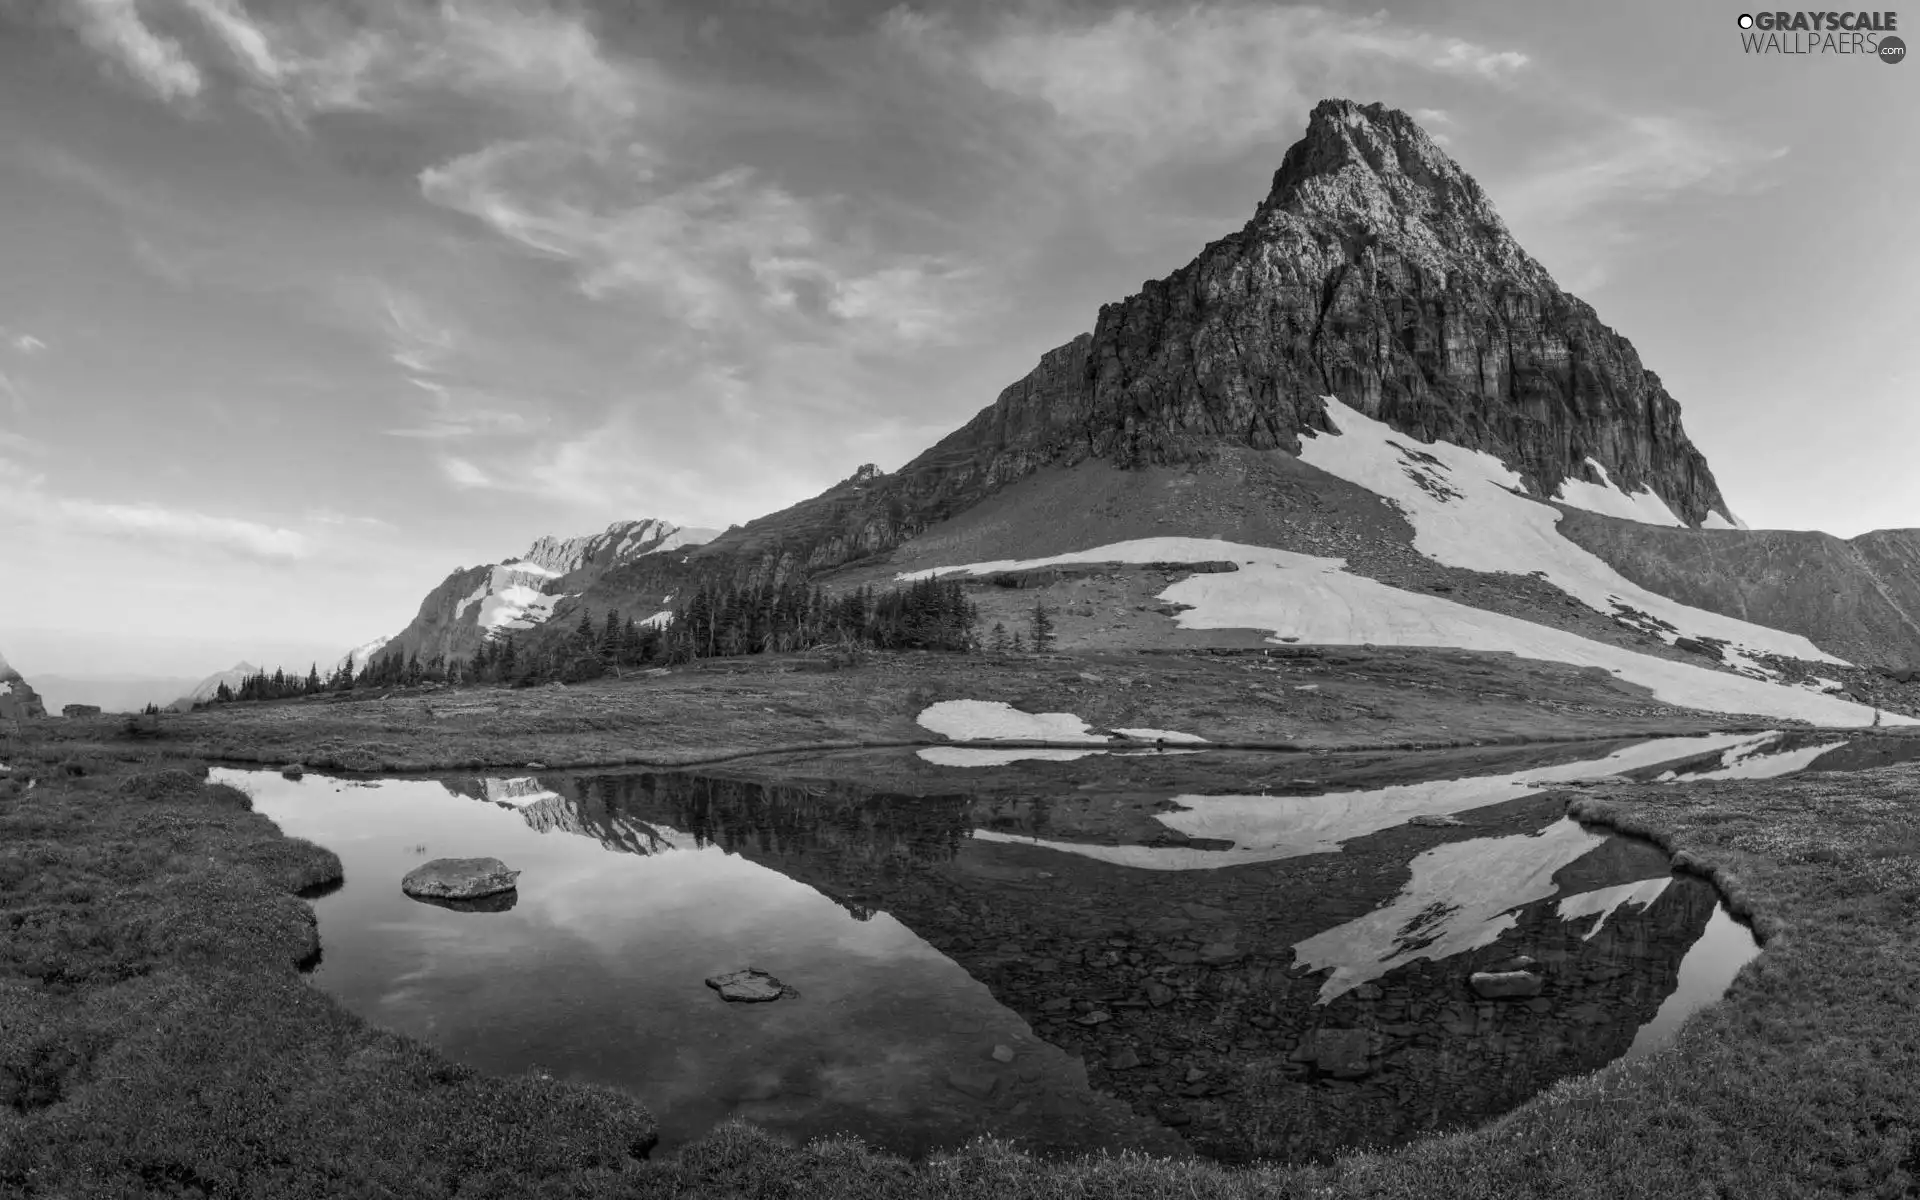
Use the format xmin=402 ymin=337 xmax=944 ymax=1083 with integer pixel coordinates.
xmin=401 ymin=857 xmax=521 ymax=901
xmin=705 ymin=968 xmax=799 ymax=1003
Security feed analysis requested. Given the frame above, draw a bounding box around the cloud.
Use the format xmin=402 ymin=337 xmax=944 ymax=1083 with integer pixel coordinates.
xmin=439 ymin=456 xmax=492 ymax=488
xmin=0 ymin=483 xmax=311 ymax=561
xmin=6 ymin=333 xmax=48 ymax=355
xmin=1493 ymin=115 xmax=1788 ymax=288
xmin=57 ymin=0 xmax=651 ymax=126
xmin=886 ymin=5 xmax=1529 ymax=160
xmin=58 ymin=0 xmax=204 ymax=101
xmin=419 ymin=139 xmax=975 ymax=347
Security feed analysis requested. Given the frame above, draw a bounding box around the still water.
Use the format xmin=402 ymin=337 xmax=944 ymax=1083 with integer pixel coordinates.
xmin=226 ymin=737 xmax=1781 ymax=1163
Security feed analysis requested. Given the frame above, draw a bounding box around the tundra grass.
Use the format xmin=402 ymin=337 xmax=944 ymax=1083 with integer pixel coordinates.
xmin=1 ymin=745 xmax=1915 ymax=1197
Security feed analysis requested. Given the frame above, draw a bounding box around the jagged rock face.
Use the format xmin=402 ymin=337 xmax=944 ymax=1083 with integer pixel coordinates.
xmin=686 ymin=98 xmax=1734 ymax=588
xmin=379 ymin=519 xmax=718 ymax=666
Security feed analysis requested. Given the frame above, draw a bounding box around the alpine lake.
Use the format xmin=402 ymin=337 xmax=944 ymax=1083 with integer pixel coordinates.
xmin=223 ymin=729 xmax=1920 ymax=1165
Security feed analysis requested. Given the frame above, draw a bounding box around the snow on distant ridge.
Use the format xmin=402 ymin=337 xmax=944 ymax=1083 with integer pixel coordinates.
xmin=1295 ymin=395 xmax=1827 ymax=670
xmin=898 ymin=538 xmax=1913 ymax=727
xmin=1551 ymin=458 xmax=1686 ymax=527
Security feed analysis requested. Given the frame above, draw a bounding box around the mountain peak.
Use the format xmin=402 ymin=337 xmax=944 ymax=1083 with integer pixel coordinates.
xmin=1259 ymin=98 xmax=1549 ymax=286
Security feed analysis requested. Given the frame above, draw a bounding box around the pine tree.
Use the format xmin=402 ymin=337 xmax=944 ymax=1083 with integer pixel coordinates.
xmin=989 ymin=623 xmax=1008 ymax=652
xmin=575 ymin=606 xmax=595 ymax=646
xmin=305 ymin=663 xmax=320 ymax=694
xmin=1028 ymin=598 xmax=1055 ymax=653
xmin=600 ymin=610 xmax=622 ymax=661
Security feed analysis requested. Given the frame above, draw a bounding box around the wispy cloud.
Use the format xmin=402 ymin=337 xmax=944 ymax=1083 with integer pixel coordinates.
xmin=0 ymin=484 xmax=312 ymax=561
xmin=887 ymin=5 xmax=1529 ymax=160
xmin=438 ymin=456 xmax=492 ymax=488
xmin=55 ymin=0 xmax=653 ymax=126
xmin=5 ymin=331 xmax=49 ymax=355
xmin=57 ymin=0 xmax=204 ymax=102
xmin=419 ymin=141 xmax=975 ymax=347
xmin=1493 ymin=115 xmax=1788 ymax=289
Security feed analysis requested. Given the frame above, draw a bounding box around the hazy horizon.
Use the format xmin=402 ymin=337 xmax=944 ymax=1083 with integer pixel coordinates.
xmin=2 ymin=0 xmax=1914 ymax=678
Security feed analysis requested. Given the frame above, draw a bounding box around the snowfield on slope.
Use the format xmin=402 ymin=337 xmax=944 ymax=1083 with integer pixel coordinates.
xmin=1296 ymin=395 xmax=1833 ymax=673
xmin=900 ymin=540 xmax=1912 ymax=727
xmin=455 ymin=562 xmax=571 ymax=635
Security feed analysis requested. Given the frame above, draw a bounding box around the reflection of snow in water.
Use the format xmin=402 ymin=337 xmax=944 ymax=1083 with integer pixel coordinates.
xmin=965 ymin=734 xmax=1807 ymax=868
xmin=1652 ymin=732 xmax=1849 ymax=782
xmin=1291 ymin=818 xmax=1608 ymax=1003
xmin=1556 ymin=877 xmax=1672 ymax=940
xmin=481 ymin=777 xmax=564 ymax=807
xmin=918 ymin=747 xmax=1108 ymax=767
xmin=1623 ymin=906 xmax=1761 ymax=1060
xmin=1111 ymin=728 xmax=1210 ymax=743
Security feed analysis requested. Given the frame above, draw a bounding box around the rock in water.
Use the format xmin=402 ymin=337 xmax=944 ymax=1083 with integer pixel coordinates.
xmin=704 ymin=968 xmax=799 ymax=1002
xmin=1471 ymin=969 xmax=1546 ymax=999
xmin=401 ymin=857 xmax=521 ymax=901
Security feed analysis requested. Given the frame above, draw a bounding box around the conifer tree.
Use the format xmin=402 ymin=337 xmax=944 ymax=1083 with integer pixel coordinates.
xmin=305 ymin=662 xmax=320 ymax=693
xmin=1028 ymin=598 xmax=1055 ymax=653
xmin=601 ymin=610 xmax=622 ymax=661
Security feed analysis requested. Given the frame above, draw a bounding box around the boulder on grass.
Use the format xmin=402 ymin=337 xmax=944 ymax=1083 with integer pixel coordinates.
xmin=401 ymin=857 xmax=521 ymax=901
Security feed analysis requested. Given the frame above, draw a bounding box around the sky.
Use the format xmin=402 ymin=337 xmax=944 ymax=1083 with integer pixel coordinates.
xmin=0 ymin=0 xmax=1914 ymax=677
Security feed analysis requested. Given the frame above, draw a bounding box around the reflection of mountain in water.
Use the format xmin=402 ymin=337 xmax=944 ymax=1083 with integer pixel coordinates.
xmin=515 ymin=770 xmax=1738 ymax=1164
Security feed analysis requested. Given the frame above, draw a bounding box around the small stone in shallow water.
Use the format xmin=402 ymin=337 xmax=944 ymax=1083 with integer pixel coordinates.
xmin=705 ymin=968 xmax=800 ymax=1003
xmin=279 ymin=763 xmax=304 ymax=779
xmin=1470 ymin=970 xmax=1545 ymax=999
xmin=1107 ymin=1047 xmax=1143 ymax=1070
xmin=401 ymin=857 xmax=521 ymax=901
xmin=990 ymin=1044 xmax=1015 ymax=1063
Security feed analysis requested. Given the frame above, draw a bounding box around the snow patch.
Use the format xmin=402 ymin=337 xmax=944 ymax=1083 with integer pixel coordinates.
xmin=1556 ymin=877 xmax=1672 ymax=940
xmin=1700 ymin=510 xmax=1748 ymax=531
xmin=1292 ymin=818 xmax=1609 ymax=1003
xmin=919 ymin=747 xmax=1109 ymax=766
xmin=1296 ymin=395 xmax=1844 ymax=666
xmin=1552 ymin=458 xmax=1686 ymax=527
xmin=915 ymin=699 xmax=1111 ymax=743
xmin=900 ymin=537 xmax=1911 ymax=727
xmin=639 ymin=610 xmax=674 ymax=630
xmin=453 ymin=581 xmax=489 ymax=621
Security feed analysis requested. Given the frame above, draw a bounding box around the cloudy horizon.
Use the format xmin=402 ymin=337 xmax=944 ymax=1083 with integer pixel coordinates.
xmin=1 ymin=0 xmax=1913 ymax=678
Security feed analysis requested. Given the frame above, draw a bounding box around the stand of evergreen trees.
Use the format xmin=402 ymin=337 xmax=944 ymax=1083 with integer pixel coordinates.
xmin=197 ymin=577 xmax=1037 ymax=706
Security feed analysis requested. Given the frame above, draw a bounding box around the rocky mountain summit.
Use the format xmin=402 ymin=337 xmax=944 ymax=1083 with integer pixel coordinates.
xmin=374 ymin=519 xmax=719 ymax=665
xmin=675 ymin=99 xmax=1737 ymax=587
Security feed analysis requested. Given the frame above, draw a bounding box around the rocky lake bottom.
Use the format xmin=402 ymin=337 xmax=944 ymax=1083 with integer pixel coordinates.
xmin=221 ymin=729 xmax=1916 ymax=1163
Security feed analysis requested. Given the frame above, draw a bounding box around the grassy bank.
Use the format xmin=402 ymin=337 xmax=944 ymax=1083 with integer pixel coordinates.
xmin=19 ymin=648 xmax=1747 ymax=779
xmin=3 ymin=744 xmax=1915 ymax=1197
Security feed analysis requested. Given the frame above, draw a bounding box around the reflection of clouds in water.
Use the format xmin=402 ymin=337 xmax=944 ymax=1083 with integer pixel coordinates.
xmin=1291 ymin=817 xmax=1608 ymax=1003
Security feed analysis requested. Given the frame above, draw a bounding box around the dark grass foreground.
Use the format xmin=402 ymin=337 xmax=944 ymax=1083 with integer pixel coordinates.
xmin=2 ymin=747 xmax=1917 ymax=1198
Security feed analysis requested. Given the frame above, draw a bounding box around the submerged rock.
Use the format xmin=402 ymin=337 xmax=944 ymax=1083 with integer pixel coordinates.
xmin=1471 ymin=969 xmax=1546 ymax=999
xmin=280 ymin=763 xmax=304 ymax=779
xmin=412 ymin=891 xmax=519 ymax=914
xmin=704 ymin=968 xmax=800 ymax=1003
xmin=401 ymin=856 xmax=521 ymax=901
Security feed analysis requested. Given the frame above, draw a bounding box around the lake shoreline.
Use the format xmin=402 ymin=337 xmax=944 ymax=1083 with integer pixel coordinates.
xmin=4 ymin=678 xmax=1917 ymax=1197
